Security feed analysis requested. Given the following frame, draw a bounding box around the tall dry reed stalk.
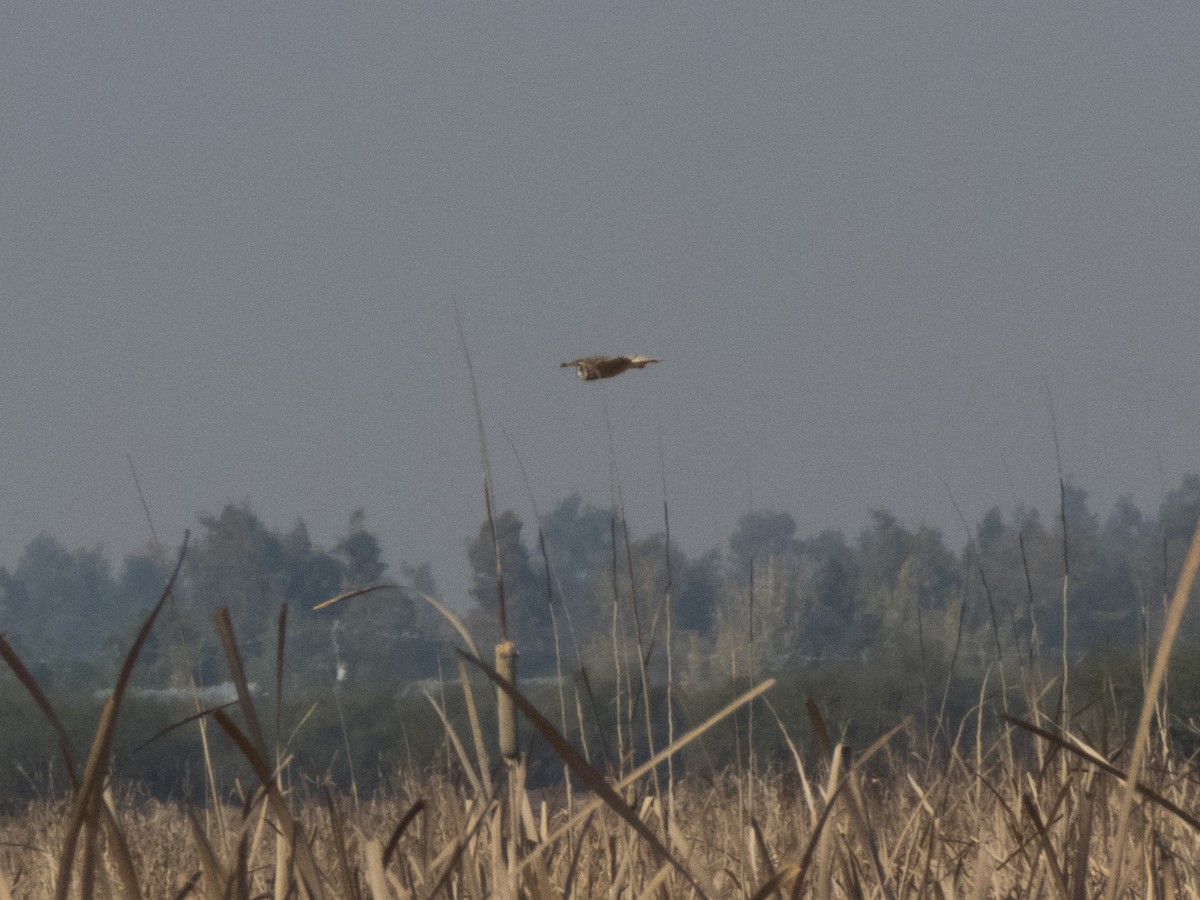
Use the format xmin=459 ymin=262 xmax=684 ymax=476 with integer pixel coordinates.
xmin=451 ymin=299 xmax=517 ymax=763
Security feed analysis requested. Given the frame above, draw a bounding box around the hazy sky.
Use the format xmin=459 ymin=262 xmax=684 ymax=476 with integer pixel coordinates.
xmin=4 ymin=5 xmax=1199 ymax=603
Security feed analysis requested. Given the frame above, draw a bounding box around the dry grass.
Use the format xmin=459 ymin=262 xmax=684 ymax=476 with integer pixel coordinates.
xmin=3 ymin=739 xmax=1200 ymax=898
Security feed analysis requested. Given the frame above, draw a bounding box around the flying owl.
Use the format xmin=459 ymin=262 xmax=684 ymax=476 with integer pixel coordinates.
xmin=560 ymin=355 xmax=660 ymax=381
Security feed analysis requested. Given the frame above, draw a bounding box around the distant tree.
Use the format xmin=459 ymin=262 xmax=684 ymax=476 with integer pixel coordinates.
xmin=712 ymin=549 xmax=798 ymax=673
xmin=729 ymin=510 xmax=798 ymax=580
xmin=800 ymin=529 xmax=859 ymax=644
xmin=969 ymin=488 xmax=1145 ymax=658
xmin=108 ymin=550 xmax=171 ymax=679
xmin=466 ymin=511 xmax=552 ymax=670
xmin=118 ymin=552 xmax=167 ymax=609
xmin=281 ymin=520 xmax=344 ymax=608
xmin=1159 ymin=475 xmax=1200 ymax=608
xmin=800 ymin=529 xmax=853 ymax=565
xmin=676 ymin=547 xmax=721 ymax=636
xmin=4 ymin=535 xmax=119 ymax=662
xmin=335 ymin=509 xmax=387 ymax=588
xmin=1104 ymin=494 xmax=1144 ymax=547
xmin=898 ymin=526 xmax=960 ymax=659
xmin=401 ymin=561 xmax=437 ymax=596
xmin=810 ymin=555 xmax=858 ymax=651
xmin=976 ymin=507 xmax=1007 ymax=560
xmin=1054 ymin=484 xmax=1140 ymax=649
xmin=1063 ymin=483 xmax=1100 ymax=537
xmin=1160 ymin=475 xmax=1200 ymax=543
xmin=329 ymin=515 xmax=438 ymax=685
xmin=1098 ymin=493 xmax=1148 ymax=633
xmin=187 ymin=502 xmax=287 ymax=666
xmin=615 ymin=533 xmax=682 ymax=676
xmin=858 ymin=511 xmax=910 ymax=592
xmin=542 ymin=495 xmax=612 ymax=592
xmin=970 ymin=507 xmax=1034 ymax=659
xmin=857 ymin=510 xmax=912 ymax=652
xmin=397 ymin=561 xmax=448 ymax=639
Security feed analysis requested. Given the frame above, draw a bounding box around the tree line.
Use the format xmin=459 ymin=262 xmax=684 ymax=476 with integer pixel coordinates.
xmin=0 ymin=506 xmax=438 ymax=693
xmin=2 ymin=475 xmax=1200 ymax=694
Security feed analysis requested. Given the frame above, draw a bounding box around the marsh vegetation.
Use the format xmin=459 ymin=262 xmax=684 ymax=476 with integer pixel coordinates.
xmin=2 ymin=472 xmax=1200 ymax=896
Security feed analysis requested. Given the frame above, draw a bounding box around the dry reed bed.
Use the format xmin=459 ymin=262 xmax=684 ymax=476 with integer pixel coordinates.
xmin=2 ymin=747 xmax=1200 ymax=897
